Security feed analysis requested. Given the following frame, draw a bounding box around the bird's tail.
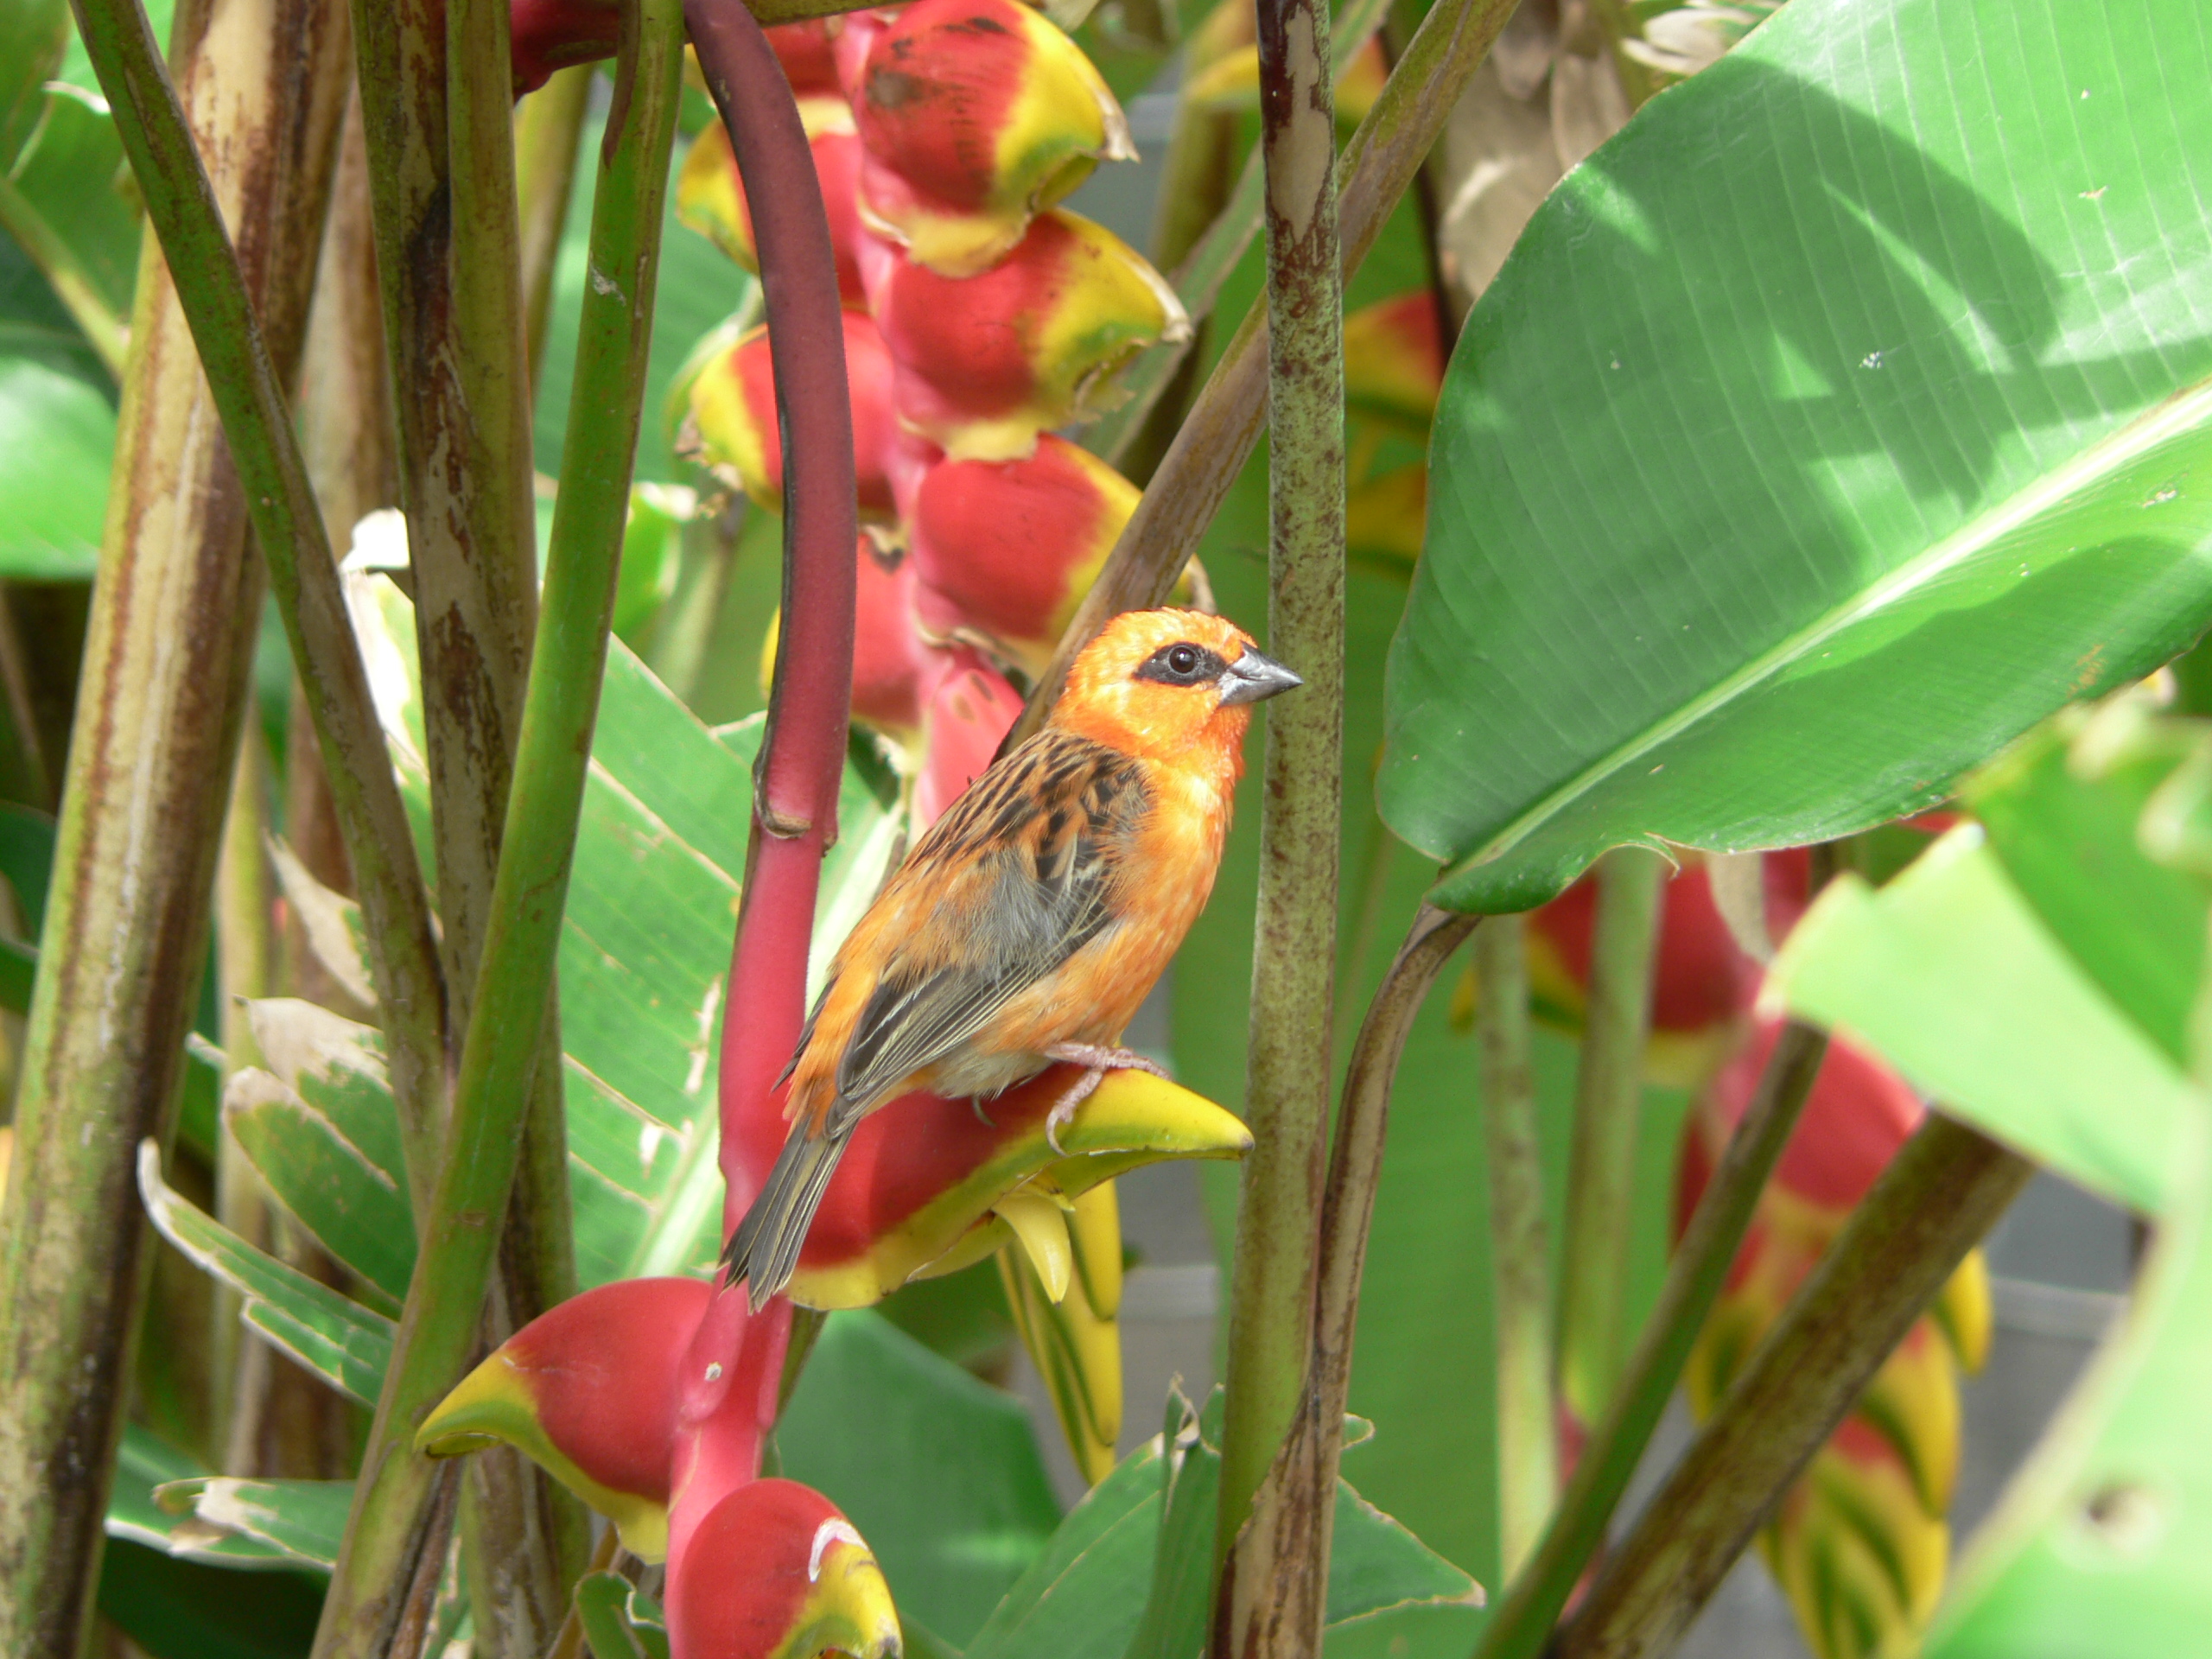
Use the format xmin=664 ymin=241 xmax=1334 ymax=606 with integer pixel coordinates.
xmin=722 ymin=1121 xmax=854 ymax=1310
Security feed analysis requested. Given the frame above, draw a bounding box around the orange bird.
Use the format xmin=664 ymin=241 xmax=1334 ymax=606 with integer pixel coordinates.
xmin=726 ymin=607 xmax=1300 ymax=1305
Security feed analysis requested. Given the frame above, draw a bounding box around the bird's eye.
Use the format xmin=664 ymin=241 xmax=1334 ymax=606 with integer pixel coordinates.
xmin=1135 ymin=639 xmax=1226 ymax=687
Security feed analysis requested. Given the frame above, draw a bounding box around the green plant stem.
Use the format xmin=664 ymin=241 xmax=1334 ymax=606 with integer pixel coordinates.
xmin=1011 ymin=0 xmax=1522 ymax=745
xmin=0 ymin=171 xmax=130 ymax=378
xmin=1556 ymin=1113 xmax=2033 ymax=1659
xmin=212 ymin=728 xmax=277 ymax=1452
xmin=1469 ymin=1020 xmax=1829 ymax=1659
xmin=1554 ymin=846 xmax=1664 ymax=1422
xmin=1472 ymin=913 xmax=1554 ymax=1576
xmin=518 ymin=64 xmax=595 ymax=387
xmin=0 ymin=0 xmax=354 ymax=1649
xmin=1219 ymin=907 xmax=1480 ymax=1658
xmin=308 ymin=7 xmax=684 ymax=1655
xmin=1215 ymin=0 xmax=1347 ymax=1605
xmin=443 ymin=4 xmax=589 ymax=1649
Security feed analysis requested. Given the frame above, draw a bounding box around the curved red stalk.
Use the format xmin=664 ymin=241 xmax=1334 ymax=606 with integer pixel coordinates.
xmin=671 ymin=0 xmax=855 ymax=1630
xmin=685 ymin=0 xmax=858 ymax=1234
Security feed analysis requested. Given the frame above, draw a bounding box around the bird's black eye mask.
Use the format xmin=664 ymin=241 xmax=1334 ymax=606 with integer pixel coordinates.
xmin=1135 ymin=641 xmax=1229 ymax=686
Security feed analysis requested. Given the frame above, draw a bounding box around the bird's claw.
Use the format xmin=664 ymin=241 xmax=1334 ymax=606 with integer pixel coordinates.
xmin=1044 ymin=1066 xmax=1103 ymax=1157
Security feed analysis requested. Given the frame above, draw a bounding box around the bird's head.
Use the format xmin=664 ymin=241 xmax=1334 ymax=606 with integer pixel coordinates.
xmin=1051 ymin=607 xmax=1302 ymax=760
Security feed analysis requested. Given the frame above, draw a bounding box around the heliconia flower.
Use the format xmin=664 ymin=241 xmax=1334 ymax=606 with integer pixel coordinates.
xmin=1452 ymin=852 xmax=1810 ymax=1090
xmin=723 ymin=1060 xmax=1251 ymax=1310
xmin=830 ymin=8 xmax=900 ymax=105
xmin=906 ymin=435 xmax=1139 ymax=676
xmin=687 ymin=310 xmax=899 ymax=520
xmin=416 ymin=1276 xmax=713 ymax=1560
xmin=998 ymin=1181 xmax=1124 ymax=1484
xmin=870 ymin=208 xmax=1192 ymax=461
xmin=913 ymin=648 xmax=1027 ymax=825
xmin=1677 ymin=1020 xmax=1991 ymax=1659
xmin=510 ymin=0 xmax=620 ymax=95
xmin=765 ymin=16 xmax=844 ymax=97
xmin=850 ymin=539 xmax=935 ymax=740
xmin=759 ymin=538 xmax=943 ymax=743
xmin=852 ymin=0 xmax=1135 ymax=278
xmin=677 ymin=121 xmax=869 ymax=303
xmin=668 ymin=1478 xmax=901 ymax=1659
xmin=1343 ymin=293 xmax=1447 ymax=439
xmin=1345 ymin=467 xmax=1427 ymax=569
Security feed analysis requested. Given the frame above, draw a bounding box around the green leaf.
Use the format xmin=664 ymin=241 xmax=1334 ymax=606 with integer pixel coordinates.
xmin=963 ymin=1388 xmax=1479 ymax=1659
xmin=0 ymin=800 xmax=57 ymax=928
xmin=152 ymin=1477 xmax=353 ymax=1573
xmin=0 ymin=0 xmax=69 ymax=166
xmin=779 ymin=1311 xmax=1063 ymax=1648
xmin=137 ymin=1140 xmax=395 ymax=1403
xmin=223 ymin=1064 xmax=413 ymax=1310
xmin=575 ymin=1572 xmax=667 ymax=1659
xmin=1926 ymin=1111 xmax=2212 ymax=1657
xmin=962 ymin=1431 xmax=1164 ymax=1659
xmin=97 ymin=1537 xmax=325 ymax=1659
xmin=614 ymin=482 xmax=692 ymax=645
xmin=105 ymin=1425 xmax=301 ymax=1572
xmin=1765 ymin=827 xmax=2198 ymax=1216
xmin=1382 ymin=0 xmax=2212 ymax=912
xmin=1965 ymin=704 xmax=2210 ymax=1062
xmin=0 ymin=348 xmax=113 ymax=579
xmin=8 ymin=81 xmax=143 ymax=314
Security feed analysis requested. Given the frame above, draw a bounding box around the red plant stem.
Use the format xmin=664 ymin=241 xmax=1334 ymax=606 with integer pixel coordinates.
xmin=684 ymin=0 xmax=858 ymax=1235
xmin=662 ymin=3 xmax=852 ymax=1621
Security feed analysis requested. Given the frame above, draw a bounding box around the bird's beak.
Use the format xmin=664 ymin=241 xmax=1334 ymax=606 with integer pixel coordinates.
xmin=1217 ymin=648 xmax=1304 ymax=705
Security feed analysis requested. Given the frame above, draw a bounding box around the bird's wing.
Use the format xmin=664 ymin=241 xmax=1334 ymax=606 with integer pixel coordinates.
xmin=823 ymin=732 xmax=1149 ymax=1128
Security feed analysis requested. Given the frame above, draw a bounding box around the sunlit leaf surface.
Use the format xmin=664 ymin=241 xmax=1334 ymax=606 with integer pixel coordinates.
xmin=1385 ymin=0 xmax=2212 ymax=912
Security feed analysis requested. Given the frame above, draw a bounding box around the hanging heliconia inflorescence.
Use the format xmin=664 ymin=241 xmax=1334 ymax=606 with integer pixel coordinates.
xmin=672 ymin=0 xmax=1201 ymax=1486
xmin=416 ymin=10 xmax=1237 ymax=1656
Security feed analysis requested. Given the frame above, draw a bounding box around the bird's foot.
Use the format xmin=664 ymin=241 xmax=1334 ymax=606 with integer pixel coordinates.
xmin=1039 ymin=1045 xmax=1168 ymax=1155
xmin=970 ymin=1096 xmax=997 ymax=1128
xmin=1041 ymin=1042 xmax=1168 ymax=1080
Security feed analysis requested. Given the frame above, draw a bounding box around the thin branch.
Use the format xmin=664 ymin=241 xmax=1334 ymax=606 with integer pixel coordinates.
xmin=1556 ymin=846 xmax=1665 ymax=1423
xmin=1555 ymin=1115 xmax=2032 ymax=1659
xmin=1007 ymin=0 xmax=1523 ymax=747
xmin=1469 ymin=1020 xmax=1831 ymax=1659
xmin=308 ymin=5 xmax=687 ymax=1655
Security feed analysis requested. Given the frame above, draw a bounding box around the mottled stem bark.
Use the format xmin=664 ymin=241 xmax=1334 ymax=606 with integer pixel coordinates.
xmin=1555 ymin=1115 xmax=2031 ymax=1659
xmin=1473 ymin=913 xmax=1554 ymax=1575
xmin=1556 ymin=846 xmax=1664 ymax=1423
xmin=0 ymin=0 xmax=351 ymax=1649
xmin=1215 ymin=0 xmax=1345 ymax=1622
